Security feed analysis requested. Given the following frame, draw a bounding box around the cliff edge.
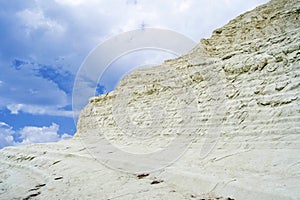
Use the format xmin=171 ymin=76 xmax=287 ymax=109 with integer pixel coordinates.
xmin=0 ymin=0 xmax=299 ymax=199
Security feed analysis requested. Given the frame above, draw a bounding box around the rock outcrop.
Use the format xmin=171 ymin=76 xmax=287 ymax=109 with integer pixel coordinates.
xmin=0 ymin=0 xmax=299 ymax=199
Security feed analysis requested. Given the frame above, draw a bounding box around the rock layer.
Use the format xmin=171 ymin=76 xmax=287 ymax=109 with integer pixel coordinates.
xmin=1 ymin=0 xmax=300 ymax=199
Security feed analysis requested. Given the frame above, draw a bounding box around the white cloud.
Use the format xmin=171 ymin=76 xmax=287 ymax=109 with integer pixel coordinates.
xmin=0 ymin=122 xmax=10 ymax=128
xmin=18 ymin=123 xmax=73 ymax=145
xmin=7 ymin=104 xmax=24 ymax=114
xmin=179 ymin=0 xmax=192 ymax=12
xmin=17 ymin=8 xmax=65 ymax=36
xmin=61 ymin=133 xmax=73 ymax=140
xmin=6 ymin=104 xmax=73 ymax=117
xmin=0 ymin=122 xmax=15 ymax=148
xmin=19 ymin=123 xmax=61 ymax=145
xmin=54 ymin=0 xmax=86 ymax=6
xmin=0 ymin=122 xmax=73 ymax=148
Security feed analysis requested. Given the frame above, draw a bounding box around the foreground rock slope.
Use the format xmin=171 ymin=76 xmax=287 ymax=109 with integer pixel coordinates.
xmin=1 ymin=0 xmax=299 ymax=199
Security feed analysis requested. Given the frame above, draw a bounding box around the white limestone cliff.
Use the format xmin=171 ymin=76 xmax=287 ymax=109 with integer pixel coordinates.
xmin=0 ymin=0 xmax=299 ymax=199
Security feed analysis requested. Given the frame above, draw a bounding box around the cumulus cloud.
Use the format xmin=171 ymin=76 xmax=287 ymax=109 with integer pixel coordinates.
xmin=17 ymin=8 xmax=65 ymax=37
xmin=19 ymin=123 xmax=60 ymax=145
xmin=0 ymin=122 xmax=15 ymax=148
xmin=0 ymin=122 xmax=72 ymax=149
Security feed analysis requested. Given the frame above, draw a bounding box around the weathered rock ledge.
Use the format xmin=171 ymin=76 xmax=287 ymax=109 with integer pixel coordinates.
xmin=0 ymin=0 xmax=299 ymax=199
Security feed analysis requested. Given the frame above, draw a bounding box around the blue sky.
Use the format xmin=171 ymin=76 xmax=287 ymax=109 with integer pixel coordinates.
xmin=0 ymin=0 xmax=269 ymax=149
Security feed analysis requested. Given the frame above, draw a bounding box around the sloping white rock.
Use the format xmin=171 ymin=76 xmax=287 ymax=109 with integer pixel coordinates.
xmin=0 ymin=0 xmax=299 ymax=199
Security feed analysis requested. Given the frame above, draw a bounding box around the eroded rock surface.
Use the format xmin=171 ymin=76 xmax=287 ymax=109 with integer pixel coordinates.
xmin=1 ymin=0 xmax=299 ymax=199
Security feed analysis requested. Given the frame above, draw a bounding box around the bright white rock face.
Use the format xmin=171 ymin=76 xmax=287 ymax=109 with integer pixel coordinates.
xmin=1 ymin=0 xmax=300 ymax=199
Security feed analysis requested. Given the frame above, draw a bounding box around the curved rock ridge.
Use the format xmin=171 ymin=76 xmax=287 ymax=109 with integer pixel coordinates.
xmin=1 ymin=0 xmax=300 ymax=199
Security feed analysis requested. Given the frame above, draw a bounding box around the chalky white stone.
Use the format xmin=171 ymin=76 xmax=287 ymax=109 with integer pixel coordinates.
xmin=0 ymin=0 xmax=299 ymax=199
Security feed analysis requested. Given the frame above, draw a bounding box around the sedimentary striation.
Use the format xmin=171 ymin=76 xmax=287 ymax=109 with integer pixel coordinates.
xmin=0 ymin=0 xmax=299 ymax=199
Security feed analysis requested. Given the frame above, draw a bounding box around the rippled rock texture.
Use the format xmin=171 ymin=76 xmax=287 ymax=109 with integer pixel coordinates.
xmin=1 ymin=0 xmax=299 ymax=199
